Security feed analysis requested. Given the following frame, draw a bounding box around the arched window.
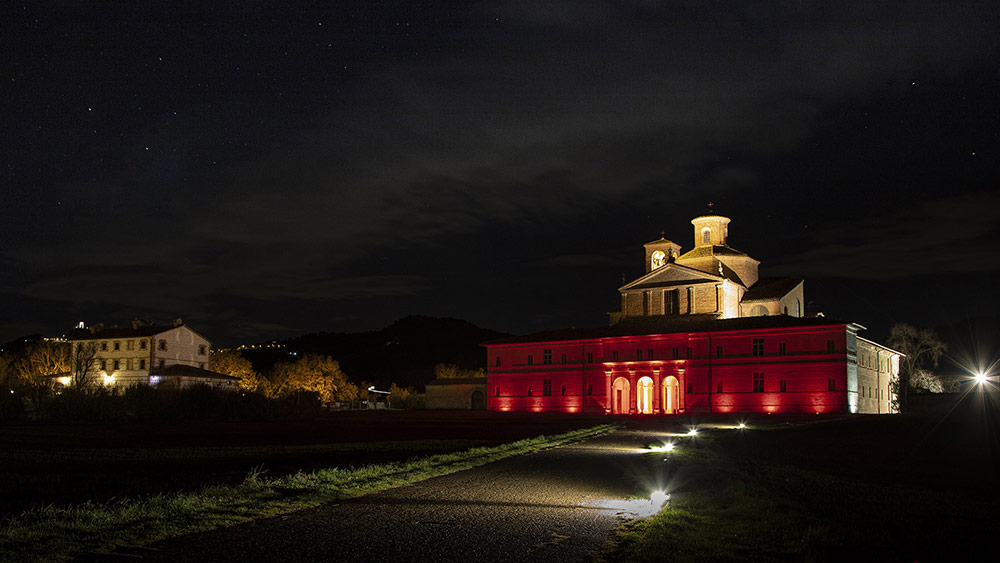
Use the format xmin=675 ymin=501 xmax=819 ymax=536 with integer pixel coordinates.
xmin=750 ymin=305 xmax=768 ymax=317
xmin=702 ymin=228 xmax=711 ymax=244
xmin=796 ymin=299 xmax=802 ymax=317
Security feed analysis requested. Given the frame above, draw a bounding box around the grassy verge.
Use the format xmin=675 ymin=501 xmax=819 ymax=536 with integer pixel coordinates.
xmin=605 ymin=427 xmax=996 ymax=563
xmin=0 ymin=424 xmax=617 ymax=562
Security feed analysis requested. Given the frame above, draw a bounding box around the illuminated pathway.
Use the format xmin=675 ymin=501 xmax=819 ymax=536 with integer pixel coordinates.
xmin=131 ymin=427 xmax=677 ymax=562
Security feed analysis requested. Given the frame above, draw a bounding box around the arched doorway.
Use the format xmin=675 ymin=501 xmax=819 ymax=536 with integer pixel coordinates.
xmin=637 ymin=376 xmax=654 ymax=414
xmin=612 ymin=377 xmax=631 ymax=414
xmin=662 ymin=376 xmax=680 ymax=414
xmin=470 ymin=390 xmax=485 ymax=410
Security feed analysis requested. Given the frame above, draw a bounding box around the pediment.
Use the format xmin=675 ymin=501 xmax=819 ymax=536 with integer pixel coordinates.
xmin=619 ymin=262 xmax=722 ymax=291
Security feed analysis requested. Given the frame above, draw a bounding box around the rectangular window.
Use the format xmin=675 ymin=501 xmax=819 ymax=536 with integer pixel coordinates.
xmin=140 ymin=359 xmax=146 ymax=370
xmin=198 ymin=362 xmax=204 ymax=369
xmin=672 ymin=347 xmax=679 ymax=359
xmin=158 ymin=359 xmax=165 ymax=368
xmin=561 ymin=385 xmax=566 ymax=396
xmin=101 ymin=342 xmax=108 ymax=351
xmin=648 ymin=348 xmax=654 ymax=360
xmin=158 ymin=340 xmax=167 ymax=351
xmin=543 ymin=349 xmax=552 ymax=364
xmin=828 ymin=378 xmax=836 ymax=391
xmin=496 ymin=386 xmax=500 ymax=397
xmin=613 ymin=351 xmax=619 ymax=361
xmin=587 ymin=383 xmax=593 ymax=395
xmin=543 ymin=379 xmax=552 ymax=396
xmin=561 ymin=353 xmax=567 ymax=364
xmin=198 ymin=345 xmax=207 ymax=355
xmin=637 ymin=349 xmax=643 ymax=361
xmin=127 ymin=340 xmax=134 ymax=351
xmin=717 ymin=381 xmax=723 ymax=393
xmin=686 ymin=382 xmax=693 ymax=394
xmin=100 ymin=360 xmax=107 ymax=370
xmin=527 ymin=355 xmax=533 ymax=365
xmin=686 ymin=347 xmax=692 ymax=359
xmin=527 ymin=385 xmax=533 ymax=396
xmin=113 ymin=359 xmax=119 ymax=370
xmin=140 ymin=340 xmax=147 ymax=350
xmin=780 ymin=379 xmax=787 ymax=392
xmin=716 ymin=345 xmax=723 ymax=358
xmin=752 ymin=338 xmax=764 ymax=357
xmin=113 ymin=341 xmax=120 ymax=351
xmin=778 ymin=342 xmax=786 ymax=355
xmin=495 ymin=356 xmax=501 ymax=367
xmin=753 ymin=373 xmax=764 ymax=393
xmin=827 ymin=340 xmax=835 ymax=353
xmin=587 ymin=352 xmax=594 ymax=363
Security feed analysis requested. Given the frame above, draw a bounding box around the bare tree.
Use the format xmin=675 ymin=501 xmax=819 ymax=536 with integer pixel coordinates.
xmin=888 ymin=323 xmax=947 ymax=410
xmin=70 ymin=342 xmax=101 ymax=390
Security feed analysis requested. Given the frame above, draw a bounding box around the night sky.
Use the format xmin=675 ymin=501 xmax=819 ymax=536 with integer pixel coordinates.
xmin=2 ymin=2 xmax=998 ymax=347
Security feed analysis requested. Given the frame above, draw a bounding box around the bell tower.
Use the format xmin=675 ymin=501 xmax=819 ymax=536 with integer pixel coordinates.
xmin=691 ymin=215 xmax=731 ymax=247
xmin=643 ymin=236 xmax=682 ymax=273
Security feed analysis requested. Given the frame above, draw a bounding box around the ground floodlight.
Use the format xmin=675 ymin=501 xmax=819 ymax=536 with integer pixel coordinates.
xmin=737 ymin=422 xmax=746 ymax=429
xmin=687 ymin=428 xmax=698 ymax=437
xmin=975 ymin=372 xmax=988 ymax=385
xmin=650 ymin=490 xmax=670 ymax=508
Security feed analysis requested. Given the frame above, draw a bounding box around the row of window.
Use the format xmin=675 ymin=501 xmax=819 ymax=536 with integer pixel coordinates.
xmin=505 ymin=376 xmax=840 ymax=396
xmin=860 ymin=386 xmax=887 ymax=400
xmin=98 ymin=358 xmax=206 ymax=371
xmin=99 ymin=358 xmax=153 ymax=371
xmin=100 ymin=340 xmax=149 ymax=352
xmin=96 ymin=340 xmax=208 ymax=355
xmin=503 ymin=339 xmax=838 ymax=366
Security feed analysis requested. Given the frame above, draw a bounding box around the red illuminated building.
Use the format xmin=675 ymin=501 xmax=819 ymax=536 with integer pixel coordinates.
xmin=485 ymin=214 xmax=900 ymax=415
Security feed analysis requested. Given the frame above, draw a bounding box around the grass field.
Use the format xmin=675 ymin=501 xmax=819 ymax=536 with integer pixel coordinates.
xmin=0 ymin=417 xmax=617 ymax=562
xmin=0 ymin=410 xmax=610 ymax=518
xmin=605 ymin=392 xmax=1000 ymax=562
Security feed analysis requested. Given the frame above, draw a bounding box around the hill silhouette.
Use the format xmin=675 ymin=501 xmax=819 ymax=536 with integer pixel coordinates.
xmin=239 ymin=316 xmax=509 ymax=390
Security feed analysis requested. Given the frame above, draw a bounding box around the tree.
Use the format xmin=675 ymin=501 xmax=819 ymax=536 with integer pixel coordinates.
xmin=9 ymin=340 xmax=70 ymax=389
xmin=267 ymin=354 xmax=354 ymax=402
xmin=433 ymin=363 xmax=485 ymax=379
xmin=70 ymin=342 xmax=100 ymax=390
xmin=210 ymin=349 xmax=265 ymax=392
xmin=888 ymin=323 xmax=947 ymax=410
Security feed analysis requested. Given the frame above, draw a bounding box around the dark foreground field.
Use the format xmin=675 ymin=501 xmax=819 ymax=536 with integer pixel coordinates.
xmin=3 ymin=391 xmax=998 ymax=562
xmin=0 ymin=410 xmax=608 ymax=518
xmin=611 ymin=390 xmax=1000 ymax=562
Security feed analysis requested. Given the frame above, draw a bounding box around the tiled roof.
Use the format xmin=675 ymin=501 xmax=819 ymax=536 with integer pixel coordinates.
xmin=485 ymin=314 xmax=850 ymax=345
xmin=742 ymin=277 xmax=803 ymax=302
xmin=67 ymin=325 xmax=177 ymax=340
xmin=152 ymin=364 xmax=240 ymax=380
xmin=677 ymin=245 xmax=750 ymax=260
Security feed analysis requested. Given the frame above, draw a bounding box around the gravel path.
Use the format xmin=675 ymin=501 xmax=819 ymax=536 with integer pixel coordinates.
xmin=101 ymin=429 xmax=665 ymax=562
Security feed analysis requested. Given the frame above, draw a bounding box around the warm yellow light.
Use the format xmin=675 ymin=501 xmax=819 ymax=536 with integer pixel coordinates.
xmin=57 ymin=376 xmax=72 ymax=386
xmin=648 ymin=442 xmax=675 ymax=453
xmin=975 ymin=372 xmax=988 ymax=385
xmin=103 ymin=374 xmax=115 ymax=385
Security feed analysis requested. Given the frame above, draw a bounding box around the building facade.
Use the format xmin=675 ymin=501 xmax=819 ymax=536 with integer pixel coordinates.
xmin=63 ymin=319 xmax=238 ymax=390
xmin=485 ymin=214 xmax=901 ymax=415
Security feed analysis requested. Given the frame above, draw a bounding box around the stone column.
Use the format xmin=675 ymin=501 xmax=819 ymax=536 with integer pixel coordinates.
xmin=653 ymin=368 xmax=661 ymax=414
xmin=628 ymin=369 xmax=637 ymax=414
xmin=604 ymin=370 xmax=613 ymax=414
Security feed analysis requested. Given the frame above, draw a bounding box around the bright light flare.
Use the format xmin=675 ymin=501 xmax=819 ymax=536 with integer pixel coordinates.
xmin=647 ymin=442 xmax=675 ymax=453
xmin=737 ymin=422 xmax=747 ymax=429
xmin=686 ymin=428 xmax=699 ymax=437
xmin=975 ymin=372 xmax=988 ymax=385
xmin=585 ymin=491 xmax=670 ymax=519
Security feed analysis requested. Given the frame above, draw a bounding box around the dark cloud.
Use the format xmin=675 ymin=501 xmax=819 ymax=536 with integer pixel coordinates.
xmin=2 ymin=1 xmax=998 ymax=345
